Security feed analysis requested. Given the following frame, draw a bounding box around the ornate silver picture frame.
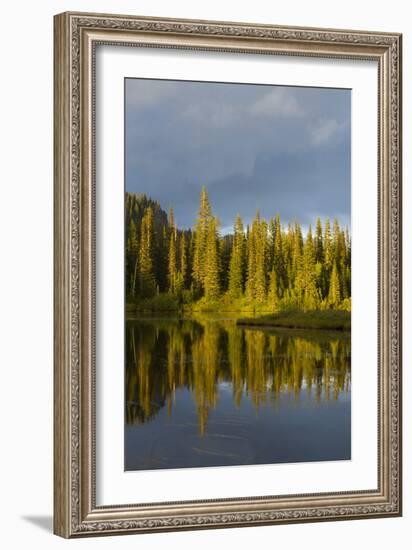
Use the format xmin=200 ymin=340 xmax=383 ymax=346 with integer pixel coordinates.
xmin=54 ymin=11 xmax=402 ymax=538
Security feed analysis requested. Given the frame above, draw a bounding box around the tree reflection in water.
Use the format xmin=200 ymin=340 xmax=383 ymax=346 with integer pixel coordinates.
xmin=125 ymin=317 xmax=351 ymax=436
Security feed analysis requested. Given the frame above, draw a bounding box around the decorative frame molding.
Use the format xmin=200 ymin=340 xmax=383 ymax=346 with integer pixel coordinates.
xmin=54 ymin=11 xmax=402 ymax=538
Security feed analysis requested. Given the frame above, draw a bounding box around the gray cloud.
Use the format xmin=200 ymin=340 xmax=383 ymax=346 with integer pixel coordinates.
xmin=250 ymin=88 xmax=303 ymax=118
xmin=309 ymin=118 xmax=348 ymax=146
xmin=126 ymin=78 xmax=350 ymax=232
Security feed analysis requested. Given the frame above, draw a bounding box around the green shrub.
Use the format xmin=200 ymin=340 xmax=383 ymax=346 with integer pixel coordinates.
xmin=128 ymin=293 xmax=180 ymax=313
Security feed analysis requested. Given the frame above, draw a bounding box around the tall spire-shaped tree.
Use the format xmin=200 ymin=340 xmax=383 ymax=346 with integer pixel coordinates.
xmin=345 ymin=225 xmax=351 ymax=267
xmin=139 ymin=207 xmax=156 ymax=297
xmin=283 ymin=222 xmax=294 ymax=290
xmin=246 ymin=218 xmax=256 ymax=301
xmin=328 ymin=261 xmax=341 ymax=307
xmin=228 ymin=214 xmax=245 ymax=298
xmin=273 ymin=213 xmax=285 ymax=295
xmin=127 ymin=218 xmax=139 ymax=297
xmin=255 ymin=217 xmax=268 ymax=302
xmin=180 ymin=232 xmax=188 ymax=288
xmin=268 ymin=269 xmax=279 ymax=312
xmin=192 ymin=186 xmax=213 ymax=293
xmin=314 ymin=217 xmax=324 ymax=264
xmin=338 ymin=228 xmax=348 ymax=299
xmin=169 ymin=207 xmax=175 ymax=230
xmin=246 ymin=211 xmax=267 ymax=303
xmin=291 ymin=221 xmax=303 ymax=286
xmin=324 ymin=218 xmax=332 ymax=269
xmin=167 ymin=208 xmax=178 ymax=293
xmin=268 ymin=217 xmax=276 ymax=271
xmin=313 ymin=217 xmax=326 ymax=298
xmin=301 ymin=226 xmax=320 ymax=309
xmin=168 ymin=229 xmax=177 ymax=293
xmin=204 ymin=217 xmax=220 ymax=300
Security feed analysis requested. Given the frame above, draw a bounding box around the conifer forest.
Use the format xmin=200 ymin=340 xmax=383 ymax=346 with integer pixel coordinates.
xmin=125 ymin=186 xmax=351 ymax=314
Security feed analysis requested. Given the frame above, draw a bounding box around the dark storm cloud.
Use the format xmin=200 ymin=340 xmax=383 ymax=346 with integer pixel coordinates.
xmin=125 ymin=78 xmax=350 ymax=232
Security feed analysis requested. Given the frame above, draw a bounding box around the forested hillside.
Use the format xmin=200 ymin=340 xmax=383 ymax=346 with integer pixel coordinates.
xmin=125 ymin=188 xmax=351 ymax=312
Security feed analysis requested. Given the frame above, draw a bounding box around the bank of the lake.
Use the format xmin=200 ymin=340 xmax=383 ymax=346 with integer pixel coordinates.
xmin=127 ymin=293 xmax=351 ymax=318
xmin=236 ymin=310 xmax=351 ymax=331
xmin=127 ymin=297 xmax=351 ymax=331
xmin=126 ymin=294 xmax=288 ymax=315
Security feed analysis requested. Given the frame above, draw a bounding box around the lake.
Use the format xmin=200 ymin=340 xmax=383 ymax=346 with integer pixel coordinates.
xmin=125 ymin=315 xmax=351 ymax=471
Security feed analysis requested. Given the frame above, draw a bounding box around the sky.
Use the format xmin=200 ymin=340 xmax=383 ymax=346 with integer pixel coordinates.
xmin=125 ymin=78 xmax=350 ymax=234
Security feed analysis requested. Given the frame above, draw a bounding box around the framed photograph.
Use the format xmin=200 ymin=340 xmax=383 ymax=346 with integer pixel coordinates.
xmin=53 ymin=11 xmax=402 ymax=537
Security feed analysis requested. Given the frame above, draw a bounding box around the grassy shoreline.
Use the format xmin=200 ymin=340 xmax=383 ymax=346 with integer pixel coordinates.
xmin=236 ymin=310 xmax=351 ymax=331
xmin=126 ymin=297 xmax=351 ymax=331
xmin=125 ymin=294 xmax=291 ymax=315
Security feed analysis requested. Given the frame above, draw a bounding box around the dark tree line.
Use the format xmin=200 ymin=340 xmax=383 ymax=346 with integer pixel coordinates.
xmin=125 ymin=188 xmax=351 ymax=311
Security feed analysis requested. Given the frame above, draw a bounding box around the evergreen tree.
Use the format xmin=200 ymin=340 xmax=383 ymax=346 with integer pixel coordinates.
xmin=328 ymin=261 xmax=341 ymax=307
xmin=138 ymin=207 xmax=156 ymax=297
xmin=228 ymin=214 xmax=245 ymax=298
xmin=313 ymin=217 xmax=325 ymax=297
xmin=204 ymin=217 xmax=220 ymax=300
xmin=268 ymin=217 xmax=276 ymax=271
xmin=338 ymin=229 xmax=348 ymax=298
xmin=245 ymin=211 xmax=267 ymax=303
xmin=245 ymin=218 xmax=256 ymax=301
xmin=324 ymin=218 xmax=333 ymax=272
xmin=314 ymin=217 xmax=324 ymax=264
xmin=345 ymin=225 xmax=351 ymax=268
xmin=283 ymin=223 xmax=294 ymax=290
xmin=127 ymin=218 xmax=139 ymax=297
xmin=158 ymin=225 xmax=169 ymax=292
xmin=255 ymin=218 xmax=268 ymax=302
xmin=301 ymin=226 xmax=320 ymax=309
xmin=167 ymin=208 xmax=177 ymax=292
xmin=291 ymin=221 xmax=303 ymax=287
xmin=168 ymin=228 xmax=177 ymax=293
xmin=273 ymin=213 xmax=285 ymax=295
xmin=268 ymin=269 xmax=279 ymax=312
xmin=169 ymin=207 xmax=174 ymax=230
xmin=180 ymin=232 xmax=188 ymax=288
xmin=333 ymin=218 xmax=342 ymax=265
xmin=192 ymin=187 xmax=212 ymax=293
xmin=219 ymin=235 xmax=233 ymax=292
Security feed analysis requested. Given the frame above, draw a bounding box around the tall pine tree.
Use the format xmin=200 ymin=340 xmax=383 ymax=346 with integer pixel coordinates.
xmin=192 ymin=187 xmax=213 ymax=294
xmin=127 ymin=218 xmax=139 ymax=297
xmin=228 ymin=214 xmax=245 ymax=298
xmin=138 ymin=207 xmax=156 ymax=297
xmin=167 ymin=208 xmax=178 ymax=293
xmin=328 ymin=261 xmax=341 ymax=307
xmin=204 ymin=217 xmax=220 ymax=300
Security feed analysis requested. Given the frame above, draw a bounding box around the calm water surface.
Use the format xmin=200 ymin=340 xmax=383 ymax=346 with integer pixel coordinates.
xmin=125 ymin=315 xmax=351 ymax=471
